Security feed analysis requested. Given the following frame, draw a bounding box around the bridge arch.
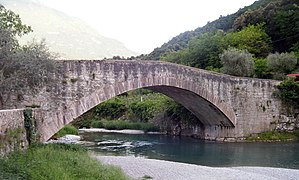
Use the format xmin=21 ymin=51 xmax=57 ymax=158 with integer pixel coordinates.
xmin=38 ymin=60 xmax=237 ymax=142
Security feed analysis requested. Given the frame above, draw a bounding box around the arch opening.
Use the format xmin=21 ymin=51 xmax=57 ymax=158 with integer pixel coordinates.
xmin=145 ymin=86 xmax=234 ymax=127
xmin=45 ymin=85 xmax=235 ymax=141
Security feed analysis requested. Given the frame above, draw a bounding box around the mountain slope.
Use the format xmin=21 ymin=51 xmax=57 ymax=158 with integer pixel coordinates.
xmin=146 ymin=0 xmax=277 ymax=60
xmin=0 ymin=0 xmax=137 ymax=59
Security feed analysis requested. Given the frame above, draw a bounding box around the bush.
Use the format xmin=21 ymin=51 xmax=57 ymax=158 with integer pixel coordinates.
xmin=220 ymin=48 xmax=254 ymax=77
xmin=52 ymin=124 xmax=78 ymax=138
xmin=95 ymin=98 xmax=127 ymax=119
xmin=87 ymin=119 xmax=159 ymax=132
xmin=90 ymin=119 xmax=104 ymax=128
xmin=275 ymin=77 xmax=299 ymax=107
xmin=0 ymin=144 xmax=129 ymax=180
xmin=267 ymin=52 xmax=297 ymax=79
xmin=254 ymin=58 xmax=271 ymax=78
xmin=129 ymin=100 xmax=159 ymax=122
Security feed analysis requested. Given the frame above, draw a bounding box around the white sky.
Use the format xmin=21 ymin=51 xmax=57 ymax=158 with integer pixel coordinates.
xmin=38 ymin=0 xmax=257 ymax=54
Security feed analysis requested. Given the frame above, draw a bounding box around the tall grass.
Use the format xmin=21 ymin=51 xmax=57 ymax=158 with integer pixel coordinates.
xmin=0 ymin=144 xmax=130 ymax=180
xmin=52 ymin=124 xmax=78 ymax=138
xmin=91 ymin=119 xmax=160 ymax=132
xmin=246 ymin=130 xmax=299 ymax=141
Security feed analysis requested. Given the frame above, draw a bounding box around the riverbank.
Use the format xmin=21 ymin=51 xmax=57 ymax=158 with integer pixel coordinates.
xmin=96 ymin=156 xmax=299 ymax=180
xmin=0 ymin=144 xmax=129 ymax=180
xmin=79 ymin=128 xmax=163 ymax=135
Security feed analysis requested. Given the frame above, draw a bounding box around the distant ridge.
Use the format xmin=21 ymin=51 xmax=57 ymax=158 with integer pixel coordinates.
xmin=0 ymin=0 xmax=137 ymax=59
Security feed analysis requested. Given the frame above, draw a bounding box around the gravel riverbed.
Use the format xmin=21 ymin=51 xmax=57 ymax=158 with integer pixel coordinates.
xmin=96 ymin=156 xmax=299 ymax=180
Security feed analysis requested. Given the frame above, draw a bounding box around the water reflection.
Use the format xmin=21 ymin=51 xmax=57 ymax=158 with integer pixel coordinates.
xmin=80 ymin=132 xmax=299 ymax=169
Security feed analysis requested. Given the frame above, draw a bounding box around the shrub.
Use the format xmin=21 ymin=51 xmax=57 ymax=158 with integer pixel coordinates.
xmin=129 ymin=100 xmax=159 ymax=122
xmin=254 ymin=58 xmax=271 ymax=78
xmin=220 ymin=48 xmax=254 ymax=77
xmin=94 ymin=120 xmax=160 ymax=132
xmin=95 ymin=98 xmax=127 ymax=119
xmin=52 ymin=124 xmax=78 ymax=138
xmin=267 ymin=52 xmax=297 ymax=79
xmin=90 ymin=120 xmax=104 ymax=128
xmin=275 ymin=77 xmax=299 ymax=107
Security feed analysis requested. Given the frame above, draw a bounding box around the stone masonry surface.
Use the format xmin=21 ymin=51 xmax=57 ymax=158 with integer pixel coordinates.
xmin=0 ymin=60 xmax=291 ymax=142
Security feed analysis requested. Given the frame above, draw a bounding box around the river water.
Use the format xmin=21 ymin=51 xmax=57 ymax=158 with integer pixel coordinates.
xmin=80 ymin=132 xmax=299 ymax=169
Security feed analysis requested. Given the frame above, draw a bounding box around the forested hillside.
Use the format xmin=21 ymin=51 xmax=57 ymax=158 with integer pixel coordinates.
xmin=146 ymin=0 xmax=299 ymax=64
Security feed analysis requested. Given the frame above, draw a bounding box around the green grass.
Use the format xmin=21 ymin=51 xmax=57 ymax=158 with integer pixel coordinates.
xmin=91 ymin=119 xmax=160 ymax=132
xmin=246 ymin=130 xmax=299 ymax=141
xmin=0 ymin=143 xmax=130 ymax=180
xmin=53 ymin=124 xmax=78 ymax=138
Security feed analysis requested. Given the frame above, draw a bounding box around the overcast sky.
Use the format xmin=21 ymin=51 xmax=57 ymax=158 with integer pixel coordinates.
xmin=38 ymin=0 xmax=257 ymax=54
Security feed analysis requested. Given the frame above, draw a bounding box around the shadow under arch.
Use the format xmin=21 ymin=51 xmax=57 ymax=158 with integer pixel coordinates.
xmin=146 ymin=85 xmax=234 ymax=127
xmin=40 ymin=83 xmax=235 ymax=142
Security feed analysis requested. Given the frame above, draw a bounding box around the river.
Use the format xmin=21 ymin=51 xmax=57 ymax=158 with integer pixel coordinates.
xmin=80 ymin=132 xmax=299 ymax=169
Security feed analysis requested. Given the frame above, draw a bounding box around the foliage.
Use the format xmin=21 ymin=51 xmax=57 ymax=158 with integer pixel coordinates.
xmin=129 ymin=101 xmax=159 ymax=122
xmin=73 ymin=89 xmax=199 ymax=132
xmin=90 ymin=119 xmax=159 ymax=132
xmin=275 ymin=78 xmax=299 ymax=107
xmin=161 ymin=48 xmax=190 ymax=65
xmin=254 ymin=58 xmax=270 ymax=78
xmin=145 ymin=0 xmax=279 ymax=60
xmin=232 ymin=0 xmax=299 ymax=53
xmin=267 ymin=52 xmax=297 ymax=79
xmin=23 ymin=108 xmax=37 ymax=145
xmin=165 ymin=99 xmax=199 ymax=125
xmin=0 ymin=5 xmax=32 ymax=36
xmin=220 ymin=48 xmax=254 ymax=77
xmin=95 ymin=98 xmax=127 ymax=119
xmin=146 ymin=0 xmax=298 ymax=66
xmin=52 ymin=124 xmax=78 ymax=139
xmin=162 ymin=24 xmax=271 ymax=71
xmin=0 ymin=143 xmax=129 ymax=180
xmin=224 ymin=24 xmax=272 ymax=57
xmin=246 ymin=130 xmax=299 ymax=141
xmin=187 ymin=30 xmax=226 ymax=68
xmin=0 ymin=6 xmax=57 ymax=107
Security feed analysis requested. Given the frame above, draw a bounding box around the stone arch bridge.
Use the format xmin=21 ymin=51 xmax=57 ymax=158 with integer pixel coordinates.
xmin=1 ymin=60 xmax=284 ymax=143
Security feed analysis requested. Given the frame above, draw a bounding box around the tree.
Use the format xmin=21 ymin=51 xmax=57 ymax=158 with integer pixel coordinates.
xmin=224 ymin=24 xmax=272 ymax=57
xmin=0 ymin=5 xmax=32 ymax=36
xmin=266 ymin=52 xmax=297 ymax=79
xmin=254 ymin=58 xmax=270 ymax=78
xmin=187 ymin=30 xmax=226 ymax=69
xmin=129 ymin=100 xmax=158 ymax=122
xmin=0 ymin=6 xmax=57 ymax=108
xmin=232 ymin=0 xmax=299 ymax=53
xmin=95 ymin=98 xmax=127 ymax=119
xmin=160 ymin=48 xmax=190 ymax=65
xmin=220 ymin=48 xmax=254 ymax=77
